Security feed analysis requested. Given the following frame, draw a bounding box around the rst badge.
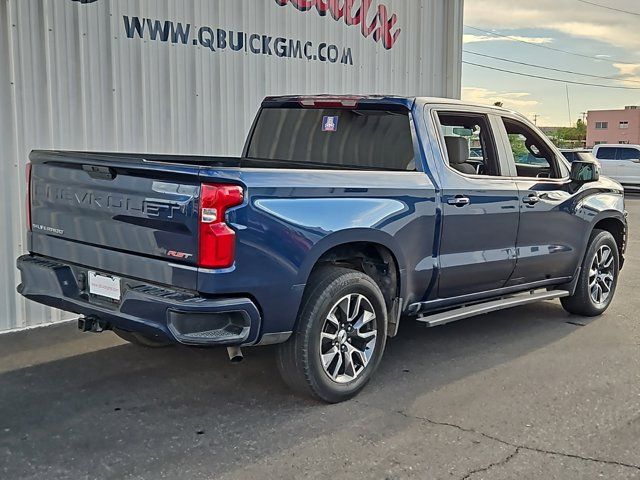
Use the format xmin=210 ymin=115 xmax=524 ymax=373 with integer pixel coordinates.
xmin=166 ymin=250 xmax=193 ymax=260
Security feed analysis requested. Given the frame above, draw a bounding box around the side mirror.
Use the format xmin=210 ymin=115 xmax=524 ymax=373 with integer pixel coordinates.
xmin=570 ymin=160 xmax=600 ymax=183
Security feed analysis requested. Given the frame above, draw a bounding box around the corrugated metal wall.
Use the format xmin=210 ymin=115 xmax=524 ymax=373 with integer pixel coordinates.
xmin=0 ymin=0 xmax=463 ymax=332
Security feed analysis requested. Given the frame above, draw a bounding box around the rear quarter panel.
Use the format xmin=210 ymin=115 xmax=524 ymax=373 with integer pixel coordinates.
xmin=197 ymin=168 xmax=437 ymax=336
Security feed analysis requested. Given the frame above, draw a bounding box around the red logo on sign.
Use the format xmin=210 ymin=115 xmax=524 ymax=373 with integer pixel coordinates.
xmin=275 ymin=0 xmax=401 ymax=50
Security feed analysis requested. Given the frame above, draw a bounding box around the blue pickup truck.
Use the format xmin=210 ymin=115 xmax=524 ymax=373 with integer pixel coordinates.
xmin=18 ymin=95 xmax=627 ymax=402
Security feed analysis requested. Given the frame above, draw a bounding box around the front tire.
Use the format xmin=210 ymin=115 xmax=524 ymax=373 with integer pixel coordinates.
xmin=277 ymin=266 xmax=388 ymax=403
xmin=561 ymin=229 xmax=619 ymax=317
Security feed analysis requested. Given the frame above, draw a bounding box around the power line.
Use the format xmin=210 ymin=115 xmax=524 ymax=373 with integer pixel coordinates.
xmin=462 ymin=60 xmax=640 ymax=89
xmin=575 ymin=0 xmax=640 ymax=16
xmin=464 ymin=25 xmax=636 ymax=65
xmin=463 ymin=50 xmax=640 ymax=84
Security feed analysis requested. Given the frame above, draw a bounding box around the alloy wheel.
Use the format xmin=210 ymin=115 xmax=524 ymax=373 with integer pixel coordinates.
xmin=319 ymin=293 xmax=378 ymax=384
xmin=589 ymin=245 xmax=615 ymax=305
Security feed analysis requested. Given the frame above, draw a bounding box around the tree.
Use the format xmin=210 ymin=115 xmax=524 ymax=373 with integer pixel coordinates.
xmin=508 ymin=134 xmax=528 ymax=161
xmin=551 ymin=119 xmax=587 ymax=148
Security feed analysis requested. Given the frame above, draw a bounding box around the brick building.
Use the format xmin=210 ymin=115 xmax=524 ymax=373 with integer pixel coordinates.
xmin=587 ymin=106 xmax=640 ymax=148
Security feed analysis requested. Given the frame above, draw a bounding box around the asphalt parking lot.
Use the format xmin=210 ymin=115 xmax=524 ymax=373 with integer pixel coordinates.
xmin=2 ymin=200 xmax=640 ymax=480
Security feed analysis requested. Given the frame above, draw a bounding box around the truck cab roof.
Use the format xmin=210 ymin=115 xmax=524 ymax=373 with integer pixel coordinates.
xmin=261 ymin=94 xmax=515 ymax=115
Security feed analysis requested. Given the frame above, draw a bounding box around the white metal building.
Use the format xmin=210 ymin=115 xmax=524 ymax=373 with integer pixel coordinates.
xmin=0 ymin=0 xmax=464 ymax=332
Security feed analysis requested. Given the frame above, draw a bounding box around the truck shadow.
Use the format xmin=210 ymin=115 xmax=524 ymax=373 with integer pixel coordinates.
xmin=0 ymin=301 xmax=586 ymax=478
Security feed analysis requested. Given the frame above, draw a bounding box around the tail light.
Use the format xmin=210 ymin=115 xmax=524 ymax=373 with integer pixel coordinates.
xmin=198 ymin=184 xmax=244 ymax=269
xmin=26 ymin=163 xmax=32 ymax=231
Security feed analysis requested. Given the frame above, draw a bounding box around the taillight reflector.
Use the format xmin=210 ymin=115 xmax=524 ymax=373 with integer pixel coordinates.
xmin=26 ymin=163 xmax=32 ymax=231
xmin=198 ymin=184 xmax=244 ymax=269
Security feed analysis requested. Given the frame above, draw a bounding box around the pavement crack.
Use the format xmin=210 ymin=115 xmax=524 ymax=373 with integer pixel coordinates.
xmin=460 ymin=447 xmax=520 ymax=480
xmin=396 ymin=410 xmax=640 ymax=472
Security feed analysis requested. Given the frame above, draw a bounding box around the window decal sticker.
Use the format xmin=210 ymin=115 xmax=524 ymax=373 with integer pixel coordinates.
xmin=322 ymin=116 xmax=339 ymax=132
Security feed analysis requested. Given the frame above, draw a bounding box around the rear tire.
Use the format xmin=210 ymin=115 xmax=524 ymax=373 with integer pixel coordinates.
xmin=277 ymin=266 xmax=388 ymax=403
xmin=561 ymin=229 xmax=619 ymax=317
xmin=113 ymin=328 xmax=174 ymax=348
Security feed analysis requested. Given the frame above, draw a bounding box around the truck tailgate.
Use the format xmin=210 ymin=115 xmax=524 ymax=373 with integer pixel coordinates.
xmin=28 ymin=151 xmax=236 ymax=289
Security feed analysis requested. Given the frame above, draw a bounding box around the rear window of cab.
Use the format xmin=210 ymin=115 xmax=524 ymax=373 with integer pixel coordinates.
xmin=247 ymin=107 xmax=415 ymax=171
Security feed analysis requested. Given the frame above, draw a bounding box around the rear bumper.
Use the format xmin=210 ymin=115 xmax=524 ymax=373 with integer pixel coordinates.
xmin=16 ymin=255 xmax=262 ymax=346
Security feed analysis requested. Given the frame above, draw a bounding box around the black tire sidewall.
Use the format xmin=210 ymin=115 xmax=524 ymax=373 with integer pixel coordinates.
xmin=302 ymin=270 xmax=388 ymax=402
xmin=571 ymin=230 xmax=619 ymax=316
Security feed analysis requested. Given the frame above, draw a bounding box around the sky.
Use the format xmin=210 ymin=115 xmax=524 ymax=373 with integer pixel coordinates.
xmin=462 ymin=0 xmax=640 ymax=127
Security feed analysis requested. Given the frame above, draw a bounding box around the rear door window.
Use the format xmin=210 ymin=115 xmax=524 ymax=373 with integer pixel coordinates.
xmin=618 ymin=147 xmax=640 ymax=161
xmin=435 ymin=112 xmax=501 ymax=176
xmin=247 ymin=107 xmax=415 ymax=171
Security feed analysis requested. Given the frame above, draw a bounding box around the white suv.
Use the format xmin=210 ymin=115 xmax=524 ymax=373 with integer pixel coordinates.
xmin=593 ymin=144 xmax=640 ymax=188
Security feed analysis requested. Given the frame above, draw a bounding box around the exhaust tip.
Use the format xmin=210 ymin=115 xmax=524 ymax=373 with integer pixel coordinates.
xmin=227 ymin=346 xmax=243 ymax=363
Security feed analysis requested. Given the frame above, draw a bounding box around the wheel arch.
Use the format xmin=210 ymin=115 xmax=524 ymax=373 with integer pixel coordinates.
xmin=592 ymin=216 xmax=626 ymax=263
xmin=295 ymin=230 xmax=407 ymax=335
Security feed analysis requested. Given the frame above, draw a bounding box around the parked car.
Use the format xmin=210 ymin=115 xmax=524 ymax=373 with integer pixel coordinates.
xmin=592 ymin=144 xmax=640 ymax=188
xmin=514 ymin=152 xmax=550 ymax=166
xmin=469 ymin=146 xmax=483 ymax=159
xmin=17 ymin=96 xmax=627 ymax=402
xmin=560 ymin=148 xmax=594 ymax=163
xmin=560 ymin=149 xmax=601 ymax=173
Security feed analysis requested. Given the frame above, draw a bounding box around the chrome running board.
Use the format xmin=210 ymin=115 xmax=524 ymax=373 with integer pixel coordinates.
xmin=416 ymin=290 xmax=570 ymax=328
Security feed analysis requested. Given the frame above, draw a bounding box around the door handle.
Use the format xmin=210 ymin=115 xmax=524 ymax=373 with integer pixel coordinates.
xmin=522 ymin=194 xmax=540 ymax=205
xmin=447 ymin=195 xmax=470 ymax=207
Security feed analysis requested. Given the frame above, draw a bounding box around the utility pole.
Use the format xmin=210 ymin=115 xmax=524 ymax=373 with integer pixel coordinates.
xmin=565 ymin=84 xmax=573 ymax=126
xmin=533 ymin=114 xmax=539 ymax=126
xmin=580 ymin=112 xmax=587 ymax=123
